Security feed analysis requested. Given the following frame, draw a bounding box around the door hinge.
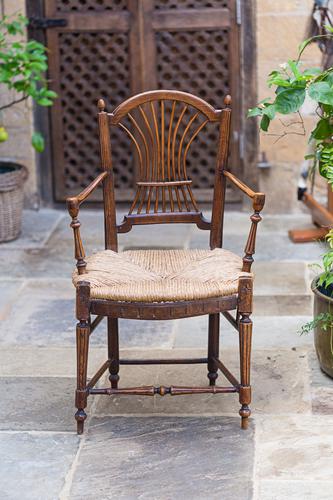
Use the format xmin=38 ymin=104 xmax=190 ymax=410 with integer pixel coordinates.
xmin=28 ymin=17 xmax=67 ymax=29
xmin=236 ymin=0 xmax=242 ymax=25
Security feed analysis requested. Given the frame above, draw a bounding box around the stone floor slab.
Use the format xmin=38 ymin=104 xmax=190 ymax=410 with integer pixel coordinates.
xmin=0 ymin=346 xmax=107 ymax=377
xmin=173 ymin=315 xmax=313 ymax=348
xmin=257 ymin=480 xmax=333 ymax=500
xmin=95 ymin=365 xmax=158 ymax=416
xmin=0 ymin=377 xmax=78 ymax=431
xmin=93 ymin=348 xmax=311 ymax=417
xmin=0 ymin=280 xmax=24 ymax=320
xmin=309 ymin=351 xmax=333 ymax=415
xmin=253 ymin=294 xmax=313 ymax=316
xmin=70 ymin=416 xmax=254 ymax=500
xmin=152 ymin=349 xmax=310 ymax=416
xmin=0 ymin=432 xmax=79 ymax=500
xmin=0 ymin=282 xmax=174 ymax=347
xmin=256 ymin=415 xmax=333 ymax=481
xmin=0 ymin=209 xmax=63 ymax=250
xmin=188 ymin=228 xmax=326 ymax=262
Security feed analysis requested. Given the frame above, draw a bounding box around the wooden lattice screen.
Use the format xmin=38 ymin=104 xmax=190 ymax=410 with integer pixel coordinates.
xmin=40 ymin=0 xmax=241 ymax=202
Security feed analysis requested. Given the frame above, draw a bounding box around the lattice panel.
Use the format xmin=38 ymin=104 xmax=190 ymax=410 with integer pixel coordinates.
xmin=56 ymin=0 xmax=127 ymax=12
xmin=155 ymin=0 xmax=228 ymax=9
xmin=156 ymin=30 xmax=229 ymax=189
xmin=59 ymin=32 xmax=132 ymax=191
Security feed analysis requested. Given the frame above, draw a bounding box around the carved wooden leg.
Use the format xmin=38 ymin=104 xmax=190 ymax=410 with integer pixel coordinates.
xmin=108 ymin=318 xmax=119 ymax=389
xmin=238 ymin=276 xmax=253 ymax=430
xmin=207 ymin=313 xmax=220 ymax=386
xmin=75 ymin=282 xmax=90 ymax=435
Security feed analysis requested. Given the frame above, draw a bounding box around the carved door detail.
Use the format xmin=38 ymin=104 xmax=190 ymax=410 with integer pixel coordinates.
xmin=38 ymin=0 xmax=241 ymax=202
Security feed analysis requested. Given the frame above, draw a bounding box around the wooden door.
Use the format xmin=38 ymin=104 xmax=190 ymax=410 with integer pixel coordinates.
xmin=29 ymin=0 xmax=245 ymax=203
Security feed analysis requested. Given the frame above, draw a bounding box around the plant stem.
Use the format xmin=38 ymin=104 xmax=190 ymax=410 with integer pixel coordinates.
xmin=0 ymin=94 xmax=28 ymax=112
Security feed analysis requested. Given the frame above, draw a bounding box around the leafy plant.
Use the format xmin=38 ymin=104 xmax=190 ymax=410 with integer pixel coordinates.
xmin=0 ymin=13 xmax=57 ymax=152
xmin=249 ymin=28 xmax=333 ymax=335
xmin=248 ymin=29 xmax=333 ymax=190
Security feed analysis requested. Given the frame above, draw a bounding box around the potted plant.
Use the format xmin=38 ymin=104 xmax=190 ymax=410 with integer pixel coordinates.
xmin=0 ymin=13 xmax=56 ymax=242
xmin=248 ymin=30 xmax=333 ymax=377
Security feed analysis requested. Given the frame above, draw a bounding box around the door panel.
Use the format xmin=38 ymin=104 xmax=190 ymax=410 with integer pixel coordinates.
xmin=35 ymin=0 xmax=242 ymax=202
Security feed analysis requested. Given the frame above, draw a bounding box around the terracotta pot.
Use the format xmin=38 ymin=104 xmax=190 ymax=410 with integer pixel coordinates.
xmin=312 ymin=277 xmax=333 ymax=378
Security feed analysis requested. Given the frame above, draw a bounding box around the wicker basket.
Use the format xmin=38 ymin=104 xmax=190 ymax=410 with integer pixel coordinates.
xmin=0 ymin=163 xmax=28 ymax=243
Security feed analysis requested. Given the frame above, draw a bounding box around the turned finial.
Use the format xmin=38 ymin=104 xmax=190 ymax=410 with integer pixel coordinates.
xmin=98 ymin=99 xmax=106 ymax=112
xmin=224 ymin=95 xmax=232 ymax=107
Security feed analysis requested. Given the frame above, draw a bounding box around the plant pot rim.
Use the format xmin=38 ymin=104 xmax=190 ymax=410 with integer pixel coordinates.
xmin=0 ymin=160 xmax=26 ymax=171
xmin=311 ymin=276 xmax=333 ymax=304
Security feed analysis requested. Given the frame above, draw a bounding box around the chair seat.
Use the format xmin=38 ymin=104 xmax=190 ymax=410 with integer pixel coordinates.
xmin=73 ymin=248 xmax=251 ymax=303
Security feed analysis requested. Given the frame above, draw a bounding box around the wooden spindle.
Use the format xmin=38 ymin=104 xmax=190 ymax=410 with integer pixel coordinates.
xmin=67 ymin=200 xmax=86 ymax=274
xmin=242 ymin=193 xmax=265 ymax=272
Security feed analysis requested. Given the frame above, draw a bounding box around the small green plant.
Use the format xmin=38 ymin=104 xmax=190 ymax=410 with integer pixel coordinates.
xmin=248 ymin=28 xmax=333 ymax=335
xmin=299 ymin=312 xmax=333 ymax=335
xmin=0 ymin=13 xmax=57 ymax=152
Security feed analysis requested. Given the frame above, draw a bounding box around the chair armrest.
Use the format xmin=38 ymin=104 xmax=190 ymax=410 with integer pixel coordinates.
xmin=223 ymin=170 xmax=265 ymax=212
xmin=67 ymin=171 xmax=108 ymax=213
xmin=223 ymin=170 xmax=265 ymax=272
xmin=66 ymin=171 xmax=108 ymax=275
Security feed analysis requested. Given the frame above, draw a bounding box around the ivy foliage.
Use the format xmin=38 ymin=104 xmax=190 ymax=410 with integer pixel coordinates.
xmin=0 ymin=13 xmax=57 ymax=152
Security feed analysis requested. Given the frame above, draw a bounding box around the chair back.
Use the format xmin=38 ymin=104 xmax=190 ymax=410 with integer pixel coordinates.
xmin=97 ymin=90 xmax=232 ymax=251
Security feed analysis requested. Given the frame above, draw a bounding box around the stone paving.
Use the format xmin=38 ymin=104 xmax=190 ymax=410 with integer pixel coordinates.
xmin=0 ymin=208 xmax=333 ymax=499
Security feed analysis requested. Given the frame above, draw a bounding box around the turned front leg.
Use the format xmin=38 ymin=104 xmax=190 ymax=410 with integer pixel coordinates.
xmin=75 ymin=281 xmax=90 ymax=434
xmin=238 ymin=276 xmax=253 ymax=430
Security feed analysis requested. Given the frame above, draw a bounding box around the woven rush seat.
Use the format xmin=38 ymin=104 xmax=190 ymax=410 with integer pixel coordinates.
xmin=73 ymin=248 xmax=252 ymax=303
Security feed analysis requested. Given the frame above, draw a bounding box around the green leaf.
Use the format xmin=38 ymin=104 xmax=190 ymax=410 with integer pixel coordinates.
xmin=31 ymin=132 xmax=45 ymax=153
xmin=303 ymin=67 xmax=322 ymax=76
xmin=260 ymin=114 xmax=270 ymax=132
xmin=325 ymin=24 xmax=333 ymax=34
xmin=308 ymin=81 xmax=333 ymax=105
xmin=262 ymin=104 xmax=276 ymax=120
xmin=44 ymin=89 xmax=57 ymax=99
xmin=311 ymin=119 xmax=332 ymax=140
xmin=268 ymin=77 xmax=291 ymax=88
xmin=275 ymin=88 xmax=306 ymax=114
xmin=258 ymin=97 xmax=272 ymax=105
xmin=323 ymin=71 xmax=333 ymax=86
xmin=36 ymin=97 xmax=53 ymax=106
xmin=247 ymin=107 xmax=263 ymax=118
xmin=275 ymin=85 xmax=288 ymax=95
xmin=304 ymin=154 xmax=315 ymax=160
xmin=288 ymin=59 xmax=302 ymax=79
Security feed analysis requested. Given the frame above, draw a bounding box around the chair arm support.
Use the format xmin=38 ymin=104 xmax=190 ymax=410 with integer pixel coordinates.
xmin=223 ymin=170 xmax=265 ymax=272
xmin=66 ymin=171 xmax=108 ymax=275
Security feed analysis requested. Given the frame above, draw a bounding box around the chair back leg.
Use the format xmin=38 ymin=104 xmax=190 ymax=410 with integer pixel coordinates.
xmin=207 ymin=313 xmax=220 ymax=386
xmin=108 ymin=318 xmax=120 ymax=389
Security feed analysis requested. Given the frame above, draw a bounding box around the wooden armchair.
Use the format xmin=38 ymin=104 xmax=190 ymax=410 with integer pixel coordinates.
xmin=67 ymin=90 xmax=265 ymax=434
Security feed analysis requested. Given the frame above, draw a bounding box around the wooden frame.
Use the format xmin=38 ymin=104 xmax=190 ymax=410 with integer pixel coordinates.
xmin=67 ymin=89 xmax=265 ymax=434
